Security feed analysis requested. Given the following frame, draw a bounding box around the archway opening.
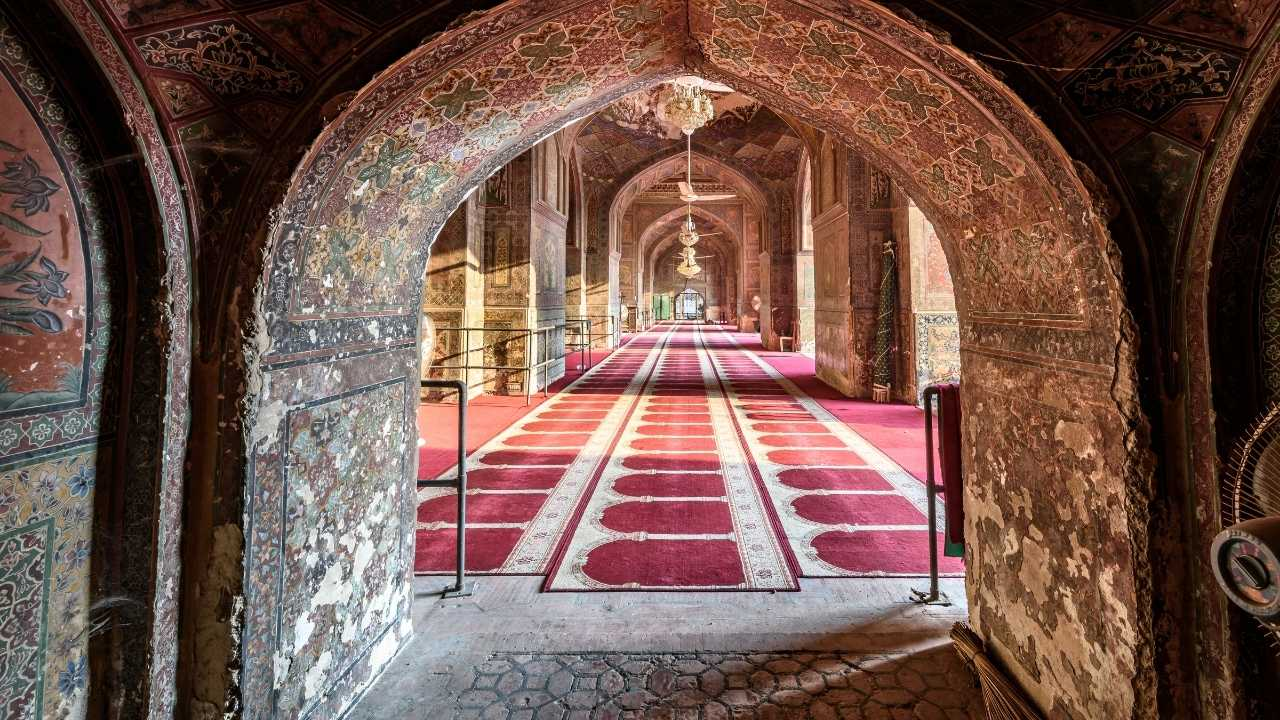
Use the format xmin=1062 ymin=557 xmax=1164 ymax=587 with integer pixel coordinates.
xmin=231 ymin=3 xmax=1148 ymax=718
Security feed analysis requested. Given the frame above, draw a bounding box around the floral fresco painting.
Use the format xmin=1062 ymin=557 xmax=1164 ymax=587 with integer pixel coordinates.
xmin=0 ymin=70 xmax=86 ymax=411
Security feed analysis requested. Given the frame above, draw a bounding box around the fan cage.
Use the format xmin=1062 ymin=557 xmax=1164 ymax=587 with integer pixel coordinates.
xmin=1225 ymin=402 xmax=1280 ymax=647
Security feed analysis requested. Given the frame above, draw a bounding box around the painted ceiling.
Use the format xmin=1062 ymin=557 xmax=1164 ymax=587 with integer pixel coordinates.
xmin=906 ymin=0 xmax=1280 ymax=356
xmin=79 ymin=0 xmax=1280 ymax=362
xmin=575 ymin=87 xmax=807 ymax=185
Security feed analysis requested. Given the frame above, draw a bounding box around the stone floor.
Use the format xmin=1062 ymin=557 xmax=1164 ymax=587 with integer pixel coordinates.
xmin=345 ymin=576 xmax=978 ymax=719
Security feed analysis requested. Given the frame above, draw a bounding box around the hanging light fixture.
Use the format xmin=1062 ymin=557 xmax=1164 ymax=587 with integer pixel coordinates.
xmin=677 ymin=134 xmax=701 ymax=251
xmin=665 ymin=80 xmax=714 ymax=279
xmin=663 ymin=82 xmax=715 ymax=136
xmin=675 ymin=245 xmax=702 ymax=279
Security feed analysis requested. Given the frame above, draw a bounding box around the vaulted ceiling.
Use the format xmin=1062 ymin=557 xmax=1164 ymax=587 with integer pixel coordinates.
xmin=902 ymin=0 xmax=1280 ymax=393
xmin=574 ymin=90 xmax=807 ymax=187
xmin=69 ymin=0 xmax=1280 ymax=369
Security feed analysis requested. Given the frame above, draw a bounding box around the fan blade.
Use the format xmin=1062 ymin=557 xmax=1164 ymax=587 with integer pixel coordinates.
xmin=695 ymin=193 xmax=736 ymax=201
xmin=698 ymin=231 xmax=724 ymax=237
xmin=678 ymin=181 xmax=695 ymax=196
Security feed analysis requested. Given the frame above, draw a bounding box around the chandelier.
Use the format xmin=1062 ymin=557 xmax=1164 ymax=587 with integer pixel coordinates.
xmin=678 ymin=215 xmax=699 ymax=247
xmin=667 ymin=80 xmax=720 ymax=280
xmin=664 ymin=83 xmax=715 ymax=135
xmin=676 ymin=246 xmax=701 ymax=279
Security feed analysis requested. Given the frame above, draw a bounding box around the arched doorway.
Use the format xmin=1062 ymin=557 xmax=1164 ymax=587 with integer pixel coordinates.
xmin=640 ymin=205 xmax=743 ymax=326
xmin=613 ymin=151 xmax=768 ymax=331
xmin=675 ymin=289 xmax=706 ymax=321
xmin=233 ymin=2 xmax=1150 ymax=717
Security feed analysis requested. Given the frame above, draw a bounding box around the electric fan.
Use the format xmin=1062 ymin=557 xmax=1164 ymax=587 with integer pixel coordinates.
xmin=1212 ymin=404 xmax=1280 ymax=646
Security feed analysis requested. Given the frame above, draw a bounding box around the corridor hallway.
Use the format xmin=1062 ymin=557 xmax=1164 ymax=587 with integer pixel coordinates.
xmin=354 ymin=322 xmax=975 ymax=718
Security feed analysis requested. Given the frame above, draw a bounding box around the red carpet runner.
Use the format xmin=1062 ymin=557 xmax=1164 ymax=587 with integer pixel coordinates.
xmin=700 ymin=328 xmax=963 ymax=578
xmin=415 ymin=329 xmax=667 ymax=574
xmin=542 ymin=324 xmax=797 ymax=590
xmin=416 ymin=322 xmax=962 ymax=585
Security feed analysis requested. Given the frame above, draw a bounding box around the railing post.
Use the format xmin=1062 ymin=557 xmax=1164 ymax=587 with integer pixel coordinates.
xmin=419 ymin=378 xmax=473 ymax=599
xmin=912 ymin=386 xmax=946 ymax=605
xmin=525 ymin=327 xmax=533 ymax=407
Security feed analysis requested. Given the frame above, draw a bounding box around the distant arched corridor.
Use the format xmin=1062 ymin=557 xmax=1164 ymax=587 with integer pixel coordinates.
xmin=415 ymin=322 xmax=962 ymax=586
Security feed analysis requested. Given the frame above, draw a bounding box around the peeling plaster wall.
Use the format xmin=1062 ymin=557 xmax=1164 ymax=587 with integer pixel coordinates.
xmin=964 ymin=352 xmax=1152 ymax=720
xmin=243 ymin=350 xmax=417 ymax=719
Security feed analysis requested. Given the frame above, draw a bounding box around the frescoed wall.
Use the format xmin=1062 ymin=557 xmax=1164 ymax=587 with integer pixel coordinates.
xmin=0 ymin=12 xmax=119 ymax=718
xmin=479 ymin=134 xmax=569 ymax=395
xmin=896 ymin=200 xmax=958 ymax=404
xmin=422 ymin=196 xmax=485 ymax=399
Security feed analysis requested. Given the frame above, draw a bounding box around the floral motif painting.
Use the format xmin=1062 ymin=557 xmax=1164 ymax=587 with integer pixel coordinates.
xmin=0 ymin=14 xmax=116 ymax=719
xmin=0 ymin=72 xmax=86 ymax=410
xmin=915 ymin=313 xmax=960 ymax=405
xmin=0 ymin=452 xmax=97 ymax=719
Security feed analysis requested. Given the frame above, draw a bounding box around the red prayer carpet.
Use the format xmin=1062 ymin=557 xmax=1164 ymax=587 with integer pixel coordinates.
xmin=415 ymin=322 xmax=963 ymax=586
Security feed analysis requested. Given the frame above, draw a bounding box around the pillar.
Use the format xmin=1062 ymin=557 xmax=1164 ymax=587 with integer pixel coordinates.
xmin=480 ymin=133 xmax=568 ymax=395
xmin=813 ymin=143 xmax=892 ymax=398
xmin=421 ymin=194 xmax=485 ymax=398
xmin=894 ymin=198 xmax=959 ymax=404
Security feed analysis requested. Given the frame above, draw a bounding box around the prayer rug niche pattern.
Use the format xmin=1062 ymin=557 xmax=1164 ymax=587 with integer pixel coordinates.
xmin=416 ymin=324 xmax=961 ymax=590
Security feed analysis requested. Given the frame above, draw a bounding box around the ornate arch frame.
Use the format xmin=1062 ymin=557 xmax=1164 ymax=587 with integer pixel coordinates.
xmin=221 ymin=1 xmax=1152 ymax=717
xmin=639 ymin=204 xmax=744 ymax=316
xmin=1178 ymin=22 xmax=1280 ymax=720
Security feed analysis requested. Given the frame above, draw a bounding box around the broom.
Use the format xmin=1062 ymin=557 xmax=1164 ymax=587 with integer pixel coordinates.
xmin=951 ymin=623 xmax=1044 ymax=720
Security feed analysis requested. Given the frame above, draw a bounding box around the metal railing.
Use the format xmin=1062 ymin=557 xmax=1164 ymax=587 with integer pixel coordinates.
xmin=418 ymin=378 xmax=472 ymax=598
xmin=566 ymin=314 xmax=620 ymax=356
xmin=428 ymin=323 xmax=583 ymax=405
xmin=634 ymin=308 xmax=653 ymax=331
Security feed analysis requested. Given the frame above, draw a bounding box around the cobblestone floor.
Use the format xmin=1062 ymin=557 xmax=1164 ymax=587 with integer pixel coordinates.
xmin=453 ymin=648 xmax=981 ymax=720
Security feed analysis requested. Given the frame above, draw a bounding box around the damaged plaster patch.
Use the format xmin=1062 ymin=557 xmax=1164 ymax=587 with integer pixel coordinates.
xmin=193 ymin=524 xmax=244 ymax=712
xmin=262 ymin=377 xmax=411 ymax=713
xmin=1053 ymin=420 xmax=1096 ymax=459
xmin=1019 ymin=538 xmax=1050 ymax=606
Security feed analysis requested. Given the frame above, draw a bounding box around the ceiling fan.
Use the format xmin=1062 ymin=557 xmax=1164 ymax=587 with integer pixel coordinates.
xmin=1212 ymin=404 xmax=1280 ymax=649
xmin=677 ymin=133 xmax=736 ymax=203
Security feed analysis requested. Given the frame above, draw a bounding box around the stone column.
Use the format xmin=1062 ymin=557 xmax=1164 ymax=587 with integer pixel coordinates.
xmin=565 ymin=170 xmax=587 ymax=325
xmin=813 ymin=148 xmax=892 ymax=398
xmin=758 ymin=248 xmax=773 ymax=339
xmin=421 ymin=194 xmax=485 ymax=399
xmin=794 ymin=249 xmax=815 ymax=353
xmin=481 ymin=134 xmax=569 ymax=395
xmin=894 ymin=199 xmax=958 ymax=404
xmin=739 ymin=212 xmax=762 ymax=332
xmin=759 ymin=191 xmax=798 ymax=350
